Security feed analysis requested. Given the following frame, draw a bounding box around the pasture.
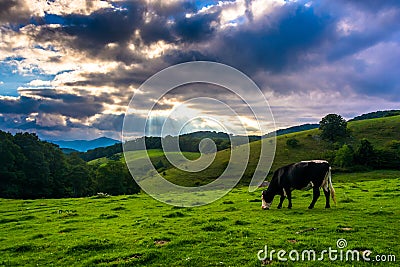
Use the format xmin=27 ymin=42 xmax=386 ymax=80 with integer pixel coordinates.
xmin=1 ymin=170 xmax=399 ymax=266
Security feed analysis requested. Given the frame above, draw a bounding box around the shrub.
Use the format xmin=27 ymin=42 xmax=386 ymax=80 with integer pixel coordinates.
xmin=286 ymin=138 xmax=299 ymax=148
xmin=374 ymin=149 xmax=400 ymax=170
xmin=354 ymin=139 xmax=376 ymax=166
xmin=334 ymin=144 xmax=354 ymax=168
xmin=386 ymin=140 xmax=400 ymax=150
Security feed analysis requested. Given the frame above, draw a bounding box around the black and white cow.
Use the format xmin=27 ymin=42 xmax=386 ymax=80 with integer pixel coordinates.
xmin=261 ymin=160 xmax=336 ymax=210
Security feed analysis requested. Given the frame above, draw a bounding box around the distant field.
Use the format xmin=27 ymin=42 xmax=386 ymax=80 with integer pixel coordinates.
xmin=1 ymin=171 xmax=399 ymax=266
xmin=89 ymin=149 xmax=200 ymax=166
xmin=85 ymin=116 xmax=400 ymax=188
xmin=156 ymin=115 xmax=400 ymax=186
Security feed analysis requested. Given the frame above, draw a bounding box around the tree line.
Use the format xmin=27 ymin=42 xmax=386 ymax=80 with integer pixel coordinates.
xmin=80 ymin=131 xmax=261 ymax=162
xmin=0 ymin=131 xmax=139 ymax=199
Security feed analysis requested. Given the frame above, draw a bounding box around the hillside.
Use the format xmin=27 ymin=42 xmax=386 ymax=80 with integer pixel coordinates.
xmin=263 ymin=123 xmax=319 ymax=137
xmin=142 ymin=115 xmax=400 ymax=186
xmin=92 ymin=115 xmax=400 ymax=188
xmin=349 ymin=110 xmax=400 ymax=122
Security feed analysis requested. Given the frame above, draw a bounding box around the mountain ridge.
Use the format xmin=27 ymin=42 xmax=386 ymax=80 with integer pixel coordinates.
xmin=50 ymin=137 xmax=120 ymax=152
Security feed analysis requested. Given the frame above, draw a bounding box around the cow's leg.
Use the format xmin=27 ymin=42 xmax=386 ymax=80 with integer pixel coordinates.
xmin=308 ymin=187 xmax=320 ymax=209
xmin=323 ymin=187 xmax=331 ymax=208
xmin=286 ymin=189 xmax=292 ymax=209
xmin=277 ymin=194 xmax=285 ymax=209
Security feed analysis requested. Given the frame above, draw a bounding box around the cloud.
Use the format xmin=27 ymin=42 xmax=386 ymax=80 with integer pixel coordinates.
xmin=91 ymin=114 xmax=125 ymax=132
xmin=0 ymin=89 xmax=103 ymax=118
xmin=209 ymin=3 xmax=336 ymax=74
xmin=1 ymin=0 xmax=400 ymax=140
xmin=0 ymin=0 xmax=30 ymax=24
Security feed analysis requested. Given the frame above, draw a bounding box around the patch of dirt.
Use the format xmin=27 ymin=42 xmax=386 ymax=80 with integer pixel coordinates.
xmin=295 ymin=227 xmax=317 ymax=234
xmin=154 ymin=240 xmax=170 ymax=246
xmin=287 ymin=239 xmax=298 ymax=243
xmin=261 ymin=259 xmax=273 ymax=265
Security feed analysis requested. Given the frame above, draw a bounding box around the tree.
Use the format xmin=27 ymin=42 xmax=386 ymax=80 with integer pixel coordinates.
xmin=319 ymin=114 xmax=349 ymax=142
xmin=65 ymin=153 xmax=93 ymax=197
xmin=95 ymin=160 xmax=140 ymax=195
xmin=334 ymin=144 xmax=354 ymax=168
xmin=355 ymin=139 xmax=376 ymax=166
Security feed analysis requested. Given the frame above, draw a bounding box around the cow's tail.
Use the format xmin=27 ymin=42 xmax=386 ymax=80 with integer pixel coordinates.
xmin=327 ymin=167 xmax=336 ymax=205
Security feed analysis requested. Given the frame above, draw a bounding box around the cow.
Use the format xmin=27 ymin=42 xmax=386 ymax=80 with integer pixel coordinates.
xmin=261 ymin=160 xmax=336 ymax=210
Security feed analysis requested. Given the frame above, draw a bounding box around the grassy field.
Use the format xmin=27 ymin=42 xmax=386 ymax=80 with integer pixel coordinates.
xmin=107 ymin=116 xmax=400 ymax=187
xmin=1 ymin=170 xmax=399 ymax=266
xmin=89 ymin=149 xmax=200 ymax=167
xmin=84 ymin=116 xmax=400 ymax=190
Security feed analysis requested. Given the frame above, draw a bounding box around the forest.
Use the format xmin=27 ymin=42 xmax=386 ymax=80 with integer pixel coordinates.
xmin=0 ymin=131 xmax=139 ymax=199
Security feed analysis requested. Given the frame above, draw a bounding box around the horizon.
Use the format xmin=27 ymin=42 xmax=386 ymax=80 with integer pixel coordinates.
xmin=1 ymin=1 xmax=400 ymax=140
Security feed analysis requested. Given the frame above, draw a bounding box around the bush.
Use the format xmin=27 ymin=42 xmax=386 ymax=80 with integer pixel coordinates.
xmin=334 ymin=144 xmax=354 ymax=168
xmin=374 ymin=149 xmax=400 ymax=170
xmin=286 ymin=138 xmax=299 ymax=148
xmin=386 ymin=140 xmax=400 ymax=150
xmin=354 ymin=139 xmax=376 ymax=166
xmin=322 ymin=150 xmax=336 ymax=163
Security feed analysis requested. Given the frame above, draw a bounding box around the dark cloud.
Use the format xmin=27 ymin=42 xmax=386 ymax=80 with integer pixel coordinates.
xmin=0 ymin=0 xmax=30 ymax=24
xmin=140 ymin=16 xmax=175 ymax=44
xmin=173 ymin=11 xmax=220 ymax=42
xmin=0 ymin=96 xmax=37 ymax=114
xmin=38 ymin=2 xmax=144 ymax=51
xmin=92 ymin=114 xmax=124 ymax=131
xmin=146 ymin=1 xmax=197 ymax=17
xmin=0 ymin=89 xmax=103 ymax=118
xmin=212 ymin=4 xmax=335 ymax=74
xmin=32 ymin=0 xmax=219 ymax=64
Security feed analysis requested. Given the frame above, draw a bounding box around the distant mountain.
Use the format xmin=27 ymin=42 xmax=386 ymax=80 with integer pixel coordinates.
xmin=349 ymin=110 xmax=400 ymax=122
xmin=51 ymin=137 xmax=120 ymax=152
xmin=60 ymin=147 xmax=79 ymax=154
xmin=263 ymin=123 xmax=319 ymax=138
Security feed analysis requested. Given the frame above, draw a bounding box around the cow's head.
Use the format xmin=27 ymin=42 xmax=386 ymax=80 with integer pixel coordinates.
xmin=261 ymin=190 xmax=274 ymax=210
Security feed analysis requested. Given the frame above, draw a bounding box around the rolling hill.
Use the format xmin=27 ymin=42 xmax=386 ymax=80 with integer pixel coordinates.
xmin=109 ymin=115 xmax=400 ymax=187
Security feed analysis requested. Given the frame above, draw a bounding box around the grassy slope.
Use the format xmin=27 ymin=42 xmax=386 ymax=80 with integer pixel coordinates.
xmin=89 ymin=149 xmax=200 ymax=168
xmin=88 ymin=116 xmax=400 ymax=187
xmin=1 ymin=176 xmax=399 ymax=266
xmin=273 ymin=115 xmax=400 ymax=169
xmin=160 ymin=115 xmax=400 ymax=186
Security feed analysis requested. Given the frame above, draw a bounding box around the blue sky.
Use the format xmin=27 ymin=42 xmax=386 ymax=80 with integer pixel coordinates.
xmin=0 ymin=0 xmax=400 ymax=140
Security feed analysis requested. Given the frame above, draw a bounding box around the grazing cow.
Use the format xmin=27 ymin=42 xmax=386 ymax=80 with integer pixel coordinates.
xmin=261 ymin=160 xmax=336 ymax=210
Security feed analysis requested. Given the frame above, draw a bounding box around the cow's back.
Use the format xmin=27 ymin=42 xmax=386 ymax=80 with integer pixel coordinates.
xmin=285 ymin=161 xmax=330 ymax=189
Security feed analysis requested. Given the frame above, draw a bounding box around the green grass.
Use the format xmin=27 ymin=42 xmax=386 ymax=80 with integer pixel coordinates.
xmin=88 ymin=116 xmax=400 ymax=188
xmin=1 ymin=172 xmax=399 ymax=266
xmin=272 ymin=115 xmax=400 ymax=169
xmin=89 ymin=149 xmax=200 ymax=169
xmin=157 ymin=115 xmax=400 ymax=186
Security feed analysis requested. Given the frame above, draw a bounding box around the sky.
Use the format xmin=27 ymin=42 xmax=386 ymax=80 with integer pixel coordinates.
xmin=0 ymin=0 xmax=399 ymax=140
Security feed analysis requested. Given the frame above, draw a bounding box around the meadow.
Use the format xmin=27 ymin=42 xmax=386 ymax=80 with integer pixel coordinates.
xmin=2 ymin=115 xmax=400 ymax=266
xmin=1 ymin=170 xmax=399 ymax=266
